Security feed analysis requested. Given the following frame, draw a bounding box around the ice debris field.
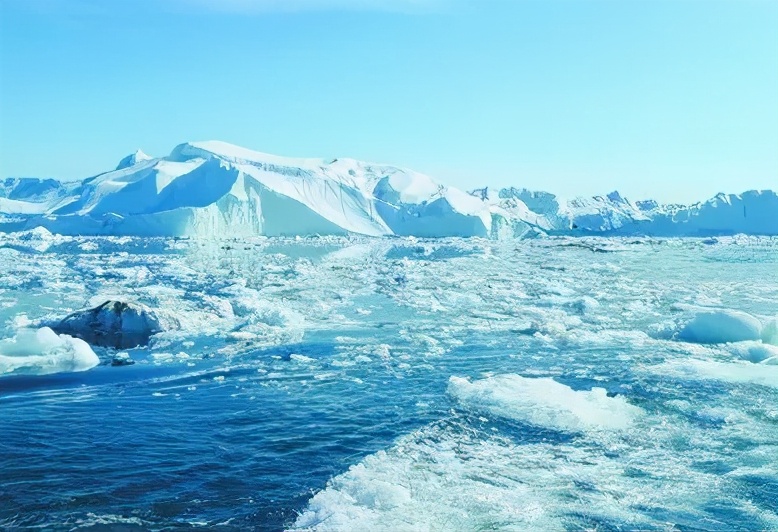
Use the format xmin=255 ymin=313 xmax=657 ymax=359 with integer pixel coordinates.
xmin=1 ymin=228 xmax=777 ymax=530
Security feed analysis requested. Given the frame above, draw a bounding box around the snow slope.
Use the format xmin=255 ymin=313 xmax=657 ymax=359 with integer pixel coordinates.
xmin=0 ymin=142 xmax=775 ymax=237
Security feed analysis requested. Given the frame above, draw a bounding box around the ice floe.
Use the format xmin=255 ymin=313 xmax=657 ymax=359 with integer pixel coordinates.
xmin=448 ymin=374 xmax=643 ymax=432
xmin=0 ymin=327 xmax=99 ymax=376
xmin=676 ymin=309 xmax=763 ymax=344
xmin=649 ymin=358 xmax=778 ymax=389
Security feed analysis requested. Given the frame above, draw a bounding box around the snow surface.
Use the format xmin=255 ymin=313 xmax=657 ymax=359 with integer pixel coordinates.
xmin=1 ymin=141 xmax=775 ymax=237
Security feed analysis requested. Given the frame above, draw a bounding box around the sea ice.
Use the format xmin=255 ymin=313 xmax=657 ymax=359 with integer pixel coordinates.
xmin=447 ymin=374 xmax=643 ymax=432
xmin=650 ymin=358 xmax=778 ymax=389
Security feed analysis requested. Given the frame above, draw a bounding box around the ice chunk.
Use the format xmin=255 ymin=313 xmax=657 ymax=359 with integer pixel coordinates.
xmin=0 ymin=327 xmax=99 ymax=376
xmin=448 ymin=374 xmax=642 ymax=432
xmin=564 ymin=296 xmax=600 ymax=315
xmin=729 ymin=342 xmax=778 ymax=363
xmin=761 ymin=316 xmax=778 ymax=346
xmin=676 ymin=310 xmax=762 ymax=344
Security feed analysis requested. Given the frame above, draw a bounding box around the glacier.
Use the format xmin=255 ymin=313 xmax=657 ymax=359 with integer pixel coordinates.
xmin=1 ymin=141 xmax=775 ymax=238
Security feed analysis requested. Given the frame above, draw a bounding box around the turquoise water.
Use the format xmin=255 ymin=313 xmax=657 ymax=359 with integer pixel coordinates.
xmin=1 ymin=235 xmax=777 ymax=530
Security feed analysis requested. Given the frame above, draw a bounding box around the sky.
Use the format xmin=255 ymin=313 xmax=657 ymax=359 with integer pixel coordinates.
xmin=0 ymin=0 xmax=776 ymax=203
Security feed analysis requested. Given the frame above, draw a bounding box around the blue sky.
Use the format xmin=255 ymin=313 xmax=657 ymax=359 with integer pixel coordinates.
xmin=1 ymin=0 xmax=776 ymax=203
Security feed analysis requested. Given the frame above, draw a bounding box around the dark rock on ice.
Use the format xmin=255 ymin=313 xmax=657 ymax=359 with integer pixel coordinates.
xmin=111 ymin=352 xmax=136 ymax=366
xmin=52 ymin=300 xmax=166 ymax=349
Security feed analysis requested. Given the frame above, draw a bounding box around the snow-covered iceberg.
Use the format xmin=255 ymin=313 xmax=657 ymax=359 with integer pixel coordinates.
xmin=1 ymin=140 xmax=775 ymax=237
xmin=0 ymin=141 xmax=491 ymax=238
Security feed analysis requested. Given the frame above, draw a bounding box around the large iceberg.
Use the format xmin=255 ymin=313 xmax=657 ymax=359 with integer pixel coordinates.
xmin=1 ymin=141 xmax=776 ymax=237
xmin=0 ymin=141 xmax=491 ymax=238
xmin=477 ymin=187 xmax=778 ymax=236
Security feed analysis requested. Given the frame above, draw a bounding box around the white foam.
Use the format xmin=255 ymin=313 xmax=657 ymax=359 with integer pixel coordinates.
xmin=0 ymin=327 xmax=99 ymax=376
xmin=292 ymin=418 xmax=767 ymax=531
xmin=447 ymin=374 xmax=643 ymax=432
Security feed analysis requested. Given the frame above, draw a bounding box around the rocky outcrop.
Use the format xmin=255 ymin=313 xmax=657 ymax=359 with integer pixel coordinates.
xmin=52 ymin=300 xmax=167 ymax=349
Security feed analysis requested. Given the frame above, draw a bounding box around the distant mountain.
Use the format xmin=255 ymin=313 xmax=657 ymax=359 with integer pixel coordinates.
xmin=1 ymin=141 xmax=775 ymax=238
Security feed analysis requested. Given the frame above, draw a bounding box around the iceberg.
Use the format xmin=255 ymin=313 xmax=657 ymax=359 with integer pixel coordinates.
xmin=1 ymin=141 xmax=490 ymax=238
xmin=1 ymin=140 xmax=775 ymax=238
xmin=675 ymin=310 xmax=763 ymax=344
xmin=474 ymin=187 xmax=778 ymax=236
xmin=0 ymin=327 xmax=100 ymax=376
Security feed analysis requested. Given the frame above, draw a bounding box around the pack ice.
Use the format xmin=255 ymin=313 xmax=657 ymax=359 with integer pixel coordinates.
xmin=1 ymin=141 xmax=776 ymax=237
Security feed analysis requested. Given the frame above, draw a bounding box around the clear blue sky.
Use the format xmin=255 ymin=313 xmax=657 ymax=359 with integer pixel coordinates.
xmin=1 ymin=0 xmax=776 ymax=203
